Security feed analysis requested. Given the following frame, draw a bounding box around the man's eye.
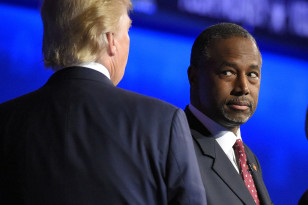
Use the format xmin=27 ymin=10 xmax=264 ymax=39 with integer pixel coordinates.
xmin=222 ymin=71 xmax=233 ymax=76
xmin=248 ymin=72 xmax=259 ymax=78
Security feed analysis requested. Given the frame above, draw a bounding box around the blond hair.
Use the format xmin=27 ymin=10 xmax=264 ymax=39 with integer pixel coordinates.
xmin=41 ymin=0 xmax=132 ymax=70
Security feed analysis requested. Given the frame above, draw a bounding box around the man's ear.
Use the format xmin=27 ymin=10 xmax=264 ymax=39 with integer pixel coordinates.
xmin=106 ymin=32 xmax=116 ymax=56
xmin=187 ymin=65 xmax=199 ymax=88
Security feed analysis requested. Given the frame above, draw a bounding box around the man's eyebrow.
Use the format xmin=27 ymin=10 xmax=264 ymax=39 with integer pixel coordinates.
xmin=219 ymin=61 xmax=260 ymax=70
xmin=249 ymin=64 xmax=260 ymax=70
xmin=219 ymin=61 xmax=238 ymax=69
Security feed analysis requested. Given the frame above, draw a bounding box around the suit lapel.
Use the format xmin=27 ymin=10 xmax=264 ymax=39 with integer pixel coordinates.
xmin=246 ymin=147 xmax=272 ymax=205
xmin=185 ymin=107 xmax=256 ymax=205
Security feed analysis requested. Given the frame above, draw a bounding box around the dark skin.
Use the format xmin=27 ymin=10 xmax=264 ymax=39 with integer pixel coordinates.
xmin=189 ymin=37 xmax=262 ymax=135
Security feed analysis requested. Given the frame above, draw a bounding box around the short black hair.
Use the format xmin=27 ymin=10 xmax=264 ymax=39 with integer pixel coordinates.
xmin=190 ymin=23 xmax=259 ymax=68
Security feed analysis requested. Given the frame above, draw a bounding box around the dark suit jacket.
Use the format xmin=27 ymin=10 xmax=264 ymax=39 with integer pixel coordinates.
xmin=298 ymin=189 xmax=308 ymax=205
xmin=185 ymin=107 xmax=272 ymax=205
xmin=0 ymin=67 xmax=207 ymax=205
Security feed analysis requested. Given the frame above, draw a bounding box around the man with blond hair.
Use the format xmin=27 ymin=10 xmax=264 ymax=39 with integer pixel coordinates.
xmin=0 ymin=0 xmax=207 ymax=204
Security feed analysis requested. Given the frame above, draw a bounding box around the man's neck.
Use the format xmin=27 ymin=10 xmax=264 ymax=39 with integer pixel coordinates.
xmin=188 ymin=104 xmax=241 ymax=137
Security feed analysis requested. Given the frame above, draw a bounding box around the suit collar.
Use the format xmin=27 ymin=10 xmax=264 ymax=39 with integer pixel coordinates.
xmin=46 ymin=66 xmax=114 ymax=86
xmin=65 ymin=62 xmax=111 ymax=79
xmin=185 ymin=106 xmax=257 ymax=205
xmin=185 ymin=106 xmax=212 ymax=137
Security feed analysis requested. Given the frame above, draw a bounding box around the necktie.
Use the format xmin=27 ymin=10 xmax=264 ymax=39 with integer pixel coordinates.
xmin=233 ymin=139 xmax=260 ymax=205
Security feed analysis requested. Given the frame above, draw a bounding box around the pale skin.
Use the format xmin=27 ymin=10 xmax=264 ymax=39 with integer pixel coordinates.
xmin=189 ymin=37 xmax=262 ymax=135
xmin=97 ymin=13 xmax=132 ymax=86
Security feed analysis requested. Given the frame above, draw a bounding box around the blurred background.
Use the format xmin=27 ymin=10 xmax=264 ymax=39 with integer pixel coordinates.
xmin=1 ymin=0 xmax=308 ymax=204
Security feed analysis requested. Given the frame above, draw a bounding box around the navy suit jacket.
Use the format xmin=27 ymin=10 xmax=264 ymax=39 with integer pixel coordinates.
xmin=0 ymin=67 xmax=206 ymax=205
xmin=185 ymin=107 xmax=272 ymax=205
xmin=298 ymin=189 xmax=308 ymax=205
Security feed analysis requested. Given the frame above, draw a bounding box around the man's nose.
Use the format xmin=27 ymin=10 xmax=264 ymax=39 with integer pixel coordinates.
xmin=231 ymin=74 xmax=250 ymax=96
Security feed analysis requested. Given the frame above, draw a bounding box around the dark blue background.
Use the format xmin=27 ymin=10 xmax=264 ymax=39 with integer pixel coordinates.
xmin=0 ymin=2 xmax=308 ymax=205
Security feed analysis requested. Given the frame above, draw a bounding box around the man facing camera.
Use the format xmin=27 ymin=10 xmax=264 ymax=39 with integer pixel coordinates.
xmin=0 ymin=0 xmax=206 ymax=204
xmin=185 ymin=23 xmax=272 ymax=205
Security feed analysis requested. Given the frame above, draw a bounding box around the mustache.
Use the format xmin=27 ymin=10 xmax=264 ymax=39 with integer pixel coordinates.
xmin=226 ymin=97 xmax=253 ymax=108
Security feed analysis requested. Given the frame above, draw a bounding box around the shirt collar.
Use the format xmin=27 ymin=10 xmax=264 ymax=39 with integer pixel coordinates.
xmin=189 ymin=104 xmax=242 ymax=154
xmin=65 ymin=62 xmax=110 ymax=79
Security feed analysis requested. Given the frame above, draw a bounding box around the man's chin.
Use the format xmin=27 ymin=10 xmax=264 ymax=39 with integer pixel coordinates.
xmin=223 ymin=113 xmax=251 ymax=125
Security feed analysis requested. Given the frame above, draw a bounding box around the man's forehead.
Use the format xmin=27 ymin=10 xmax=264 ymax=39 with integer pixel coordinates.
xmin=208 ymin=37 xmax=261 ymax=60
xmin=209 ymin=36 xmax=256 ymax=49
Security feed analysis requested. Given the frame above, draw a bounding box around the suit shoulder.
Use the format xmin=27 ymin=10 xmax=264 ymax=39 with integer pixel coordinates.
xmin=0 ymin=89 xmax=40 ymax=109
xmin=115 ymin=87 xmax=179 ymax=112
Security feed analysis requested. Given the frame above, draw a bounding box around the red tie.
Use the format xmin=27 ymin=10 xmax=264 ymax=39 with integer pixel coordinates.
xmin=233 ymin=139 xmax=260 ymax=205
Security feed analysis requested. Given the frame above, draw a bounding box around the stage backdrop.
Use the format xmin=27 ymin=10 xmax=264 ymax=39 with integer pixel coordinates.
xmin=1 ymin=3 xmax=308 ymax=205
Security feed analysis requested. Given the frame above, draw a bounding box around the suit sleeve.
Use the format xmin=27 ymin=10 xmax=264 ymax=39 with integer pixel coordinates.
xmin=166 ymin=109 xmax=207 ymax=205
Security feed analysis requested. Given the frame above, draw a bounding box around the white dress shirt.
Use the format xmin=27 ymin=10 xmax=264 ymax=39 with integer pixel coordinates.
xmin=65 ymin=62 xmax=111 ymax=79
xmin=189 ymin=104 xmax=242 ymax=173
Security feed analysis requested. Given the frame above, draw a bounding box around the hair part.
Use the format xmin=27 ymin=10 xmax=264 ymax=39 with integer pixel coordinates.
xmin=41 ymin=0 xmax=132 ymax=70
xmin=190 ymin=23 xmax=260 ymax=68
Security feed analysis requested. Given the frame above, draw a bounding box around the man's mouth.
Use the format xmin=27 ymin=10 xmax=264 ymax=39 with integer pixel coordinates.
xmin=227 ymin=101 xmax=251 ymax=111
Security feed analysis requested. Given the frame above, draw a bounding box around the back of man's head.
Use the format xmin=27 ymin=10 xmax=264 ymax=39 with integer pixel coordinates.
xmin=190 ymin=23 xmax=259 ymax=69
xmin=41 ymin=0 xmax=132 ymax=71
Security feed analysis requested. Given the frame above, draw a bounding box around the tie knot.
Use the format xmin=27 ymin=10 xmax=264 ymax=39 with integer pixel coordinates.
xmin=233 ymin=139 xmax=246 ymax=161
xmin=233 ymin=139 xmax=244 ymax=150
